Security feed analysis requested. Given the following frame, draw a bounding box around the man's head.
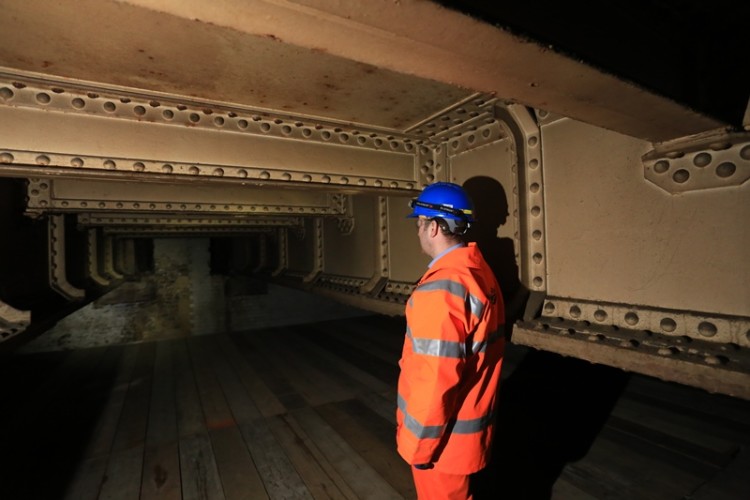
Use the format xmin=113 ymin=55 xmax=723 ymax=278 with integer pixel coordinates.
xmin=407 ymin=182 xmax=475 ymax=256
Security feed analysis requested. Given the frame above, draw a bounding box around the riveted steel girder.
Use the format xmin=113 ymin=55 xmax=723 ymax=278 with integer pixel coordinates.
xmin=25 ymin=178 xmax=346 ymax=218
xmin=78 ymin=213 xmax=303 ymax=229
xmin=48 ymin=215 xmax=85 ymax=301
xmin=643 ymin=131 xmax=750 ymax=193
xmin=0 ymin=74 xmax=430 ymax=194
xmin=0 ymin=299 xmax=31 ymax=343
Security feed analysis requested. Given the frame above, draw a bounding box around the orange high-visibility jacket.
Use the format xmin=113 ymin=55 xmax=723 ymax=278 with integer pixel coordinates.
xmin=397 ymin=242 xmax=505 ymax=474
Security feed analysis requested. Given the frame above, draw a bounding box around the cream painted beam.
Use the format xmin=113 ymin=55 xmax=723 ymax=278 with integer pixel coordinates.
xmin=0 ymin=89 xmax=420 ymax=193
xmin=25 ymin=178 xmax=347 ymax=218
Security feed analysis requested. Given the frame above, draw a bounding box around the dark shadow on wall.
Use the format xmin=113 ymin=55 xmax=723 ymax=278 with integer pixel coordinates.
xmin=462 ymin=176 xmax=529 ymax=336
xmin=462 ymin=176 xmax=630 ymax=498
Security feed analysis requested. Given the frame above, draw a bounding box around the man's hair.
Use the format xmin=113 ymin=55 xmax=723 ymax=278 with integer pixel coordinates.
xmin=433 ymin=217 xmax=466 ymax=242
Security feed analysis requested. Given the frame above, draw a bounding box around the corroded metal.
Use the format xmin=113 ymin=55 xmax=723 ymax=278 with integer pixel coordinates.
xmin=78 ymin=213 xmax=303 ymax=228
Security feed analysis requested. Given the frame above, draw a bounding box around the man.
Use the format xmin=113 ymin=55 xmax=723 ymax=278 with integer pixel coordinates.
xmin=397 ymin=182 xmax=506 ymax=499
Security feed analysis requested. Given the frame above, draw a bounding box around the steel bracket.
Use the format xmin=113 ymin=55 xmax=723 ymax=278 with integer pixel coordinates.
xmin=643 ymin=130 xmax=750 ymax=193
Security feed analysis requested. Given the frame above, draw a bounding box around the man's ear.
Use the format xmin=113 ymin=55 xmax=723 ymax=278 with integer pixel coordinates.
xmin=429 ymin=219 xmax=439 ymax=237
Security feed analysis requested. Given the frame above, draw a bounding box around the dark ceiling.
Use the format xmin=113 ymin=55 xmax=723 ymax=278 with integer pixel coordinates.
xmin=436 ymin=1 xmax=750 ymax=129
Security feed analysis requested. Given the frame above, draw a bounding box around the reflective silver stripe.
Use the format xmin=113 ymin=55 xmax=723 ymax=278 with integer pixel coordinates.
xmin=452 ymin=408 xmax=497 ymax=434
xmin=398 ymin=394 xmax=494 ymax=438
xmin=414 ymin=279 xmax=484 ymax=318
xmin=470 ymin=326 xmax=505 ymax=355
xmin=406 ymin=326 xmax=466 ymax=358
xmin=398 ymin=394 xmax=445 ymax=438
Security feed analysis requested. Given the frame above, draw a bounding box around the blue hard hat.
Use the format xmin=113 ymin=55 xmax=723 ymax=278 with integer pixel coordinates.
xmin=407 ymin=182 xmax=475 ymax=223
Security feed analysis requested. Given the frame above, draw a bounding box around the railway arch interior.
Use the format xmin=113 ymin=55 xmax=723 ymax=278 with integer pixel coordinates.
xmin=1 ymin=0 xmax=749 ymax=403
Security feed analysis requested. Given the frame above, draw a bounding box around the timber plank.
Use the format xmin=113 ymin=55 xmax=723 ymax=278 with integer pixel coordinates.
xmin=141 ymin=340 xmax=180 ymax=500
xmin=99 ymin=343 xmax=156 ymax=500
xmin=80 ymin=345 xmax=137 ymax=459
xmin=179 ymin=433 xmax=226 ymax=500
xmin=63 ymin=456 xmax=109 ymax=500
xmin=304 ymin=325 xmax=399 ymax=386
xmin=268 ymin=414 xmax=356 ymax=500
xmin=316 ymin=399 xmax=415 ymax=498
xmin=172 ymin=339 xmax=225 ymax=500
xmin=564 ymin=426 xmax=717 ymax=499
xmin=199 ymin=335 xmax=268 ymax=497
xmin=209 ymin=426 xmax=269 ymax=500
xmin=187 ymin=336 xmax=236 ymax=430
xmin=550 ymin=476 xmax=600 ymax=500
xmin=173 ymin=339 xmax=205 ymax=437
xmin=322 ymin=325 xmax=399 ymax=366
xmin=216 ymin=334 xmax=286 ymax=417
xmin=255 ymin=327 xmax=356 ymax=405
xmin=609 ymin=397 xmax=741 ymax=466
xmin=97 ymin=447 xmax=144 ymax=500
xmin=62 ymin=345 xmax=136 ymax=500
xmin=232 ymin=331 xmax=308 ymax=411
xmin=288 ymin=327 xmax=393 ymax=395
xmin=626 ymin=374 xmax=750 ymax=427
xmin=356 ymin=391 xmax=397 ymax=425
xmin=292 ymin=406 xmax=403 ymax=499
xmin=239 ymin=419 xmax=313 ymax=499
xmin=201 ymin=335 xmax=264 ymax=422
xmin=141 ymin=444 xmax=181 ymax=500
xmin=333 ymin=317 xmax=406 ymax=354
xmin=110 ymin=342 xmax=155 ymax=452
xmin=691 ymin=446 xmax=750 ymax=499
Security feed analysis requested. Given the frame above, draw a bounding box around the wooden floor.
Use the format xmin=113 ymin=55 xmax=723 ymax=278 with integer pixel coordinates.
xmin=1 ymin=315 xmax=749 ymax=499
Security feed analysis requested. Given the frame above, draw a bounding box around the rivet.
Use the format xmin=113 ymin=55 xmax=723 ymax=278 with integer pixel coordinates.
xmin=322 ymin=175 xmax=331 ymax=183
xmin=740 ymin=145 xmax=750 ymax=160
xmin=698 ymin=321 xmax=717 ymax=337
xmin=71 ymin=157 xmax=84 ymax=167
xmin=260 ymin=171 xmax=270 ymax=180
xmin=134 ymin=105 xmax=146 ymax=116
xmin=162 ymin=109 xmax=174 ymax=119
xmin=543 ymin=302 xmax=555 ymax=314
xmin=104 ymin=160 xmax=116 ymax=169
xmin=0 ymin=87 xmax=14 ymax=100
xmin=527 ymin=136 xmax=538 ymax=147
xmin=530 ymin=183 xmax=540 ymax=193
xmin=532 ymin=230 xmax=542 ymax=240
xmin=302 ymin=175 xmax=312 ymax=182
xmin=162 ymin=164 xmax=173 ymax=173
xmin=189 ymin=113 xmax=200 ymax=123
xmin=531 ymin=206 xmax=541 ymax=216
xmin=358 ymin=179 xmax=366 ymax=186
xmin=594 ymin=309 xmax=607 ymax=322
xmin=529 ymin=159 xmax=539 ymax=169
xmin=238 ymin=169 xmax=248 ymax=178
xmin=36 ymin=93 xmax=51 ymax=104
xmin=133 ymin=162 xmax=145 ymax=172
xmin=189 ymin=166 xmax=200 ymax=175
xmin=532 ymin=253 xmax=542 ymax=263
xmin=693 ymin=152 xmax=712 ymax=167
xmin=624 ymin=312 xmax=639 ymax=325
xmin=282 ymin=173 xmax=292 ymax=181
xmin=238 ymin=119 xmax=248 ymax=129
xmin=660 ymin=318 xmax=677 ymax=332
xmin=672 ymin=169 xmax=690 ymax=183
xmin=104 ymin=102 xmax=116 ymax=112
xmin=533 ymin=277 xmax=543 ymax=287
xmin=716 ymin=162 xmax=736 ymax=178
xmin=653 ymin=160 xmax=669 ymax=174
xmin=569 ymin=305 xmax=581 ymax=318
xmin=213 ymin=168 xmax=224 ymax=177
xmin=214 ymin=117 xmax=225 ymax=126
xmin=71 ymin=98 xmax=85 ymax=109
